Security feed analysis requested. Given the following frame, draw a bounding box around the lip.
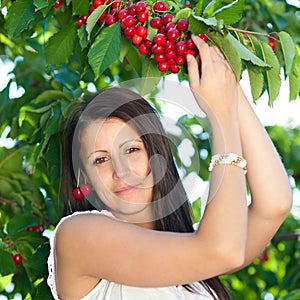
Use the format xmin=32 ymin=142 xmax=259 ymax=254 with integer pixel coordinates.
xmin=115 ymin=185 xmax=137 ymax=195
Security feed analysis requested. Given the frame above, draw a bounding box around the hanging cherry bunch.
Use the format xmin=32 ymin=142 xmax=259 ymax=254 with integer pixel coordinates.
xmin=54 ymin=0 xmax=208 ymax=74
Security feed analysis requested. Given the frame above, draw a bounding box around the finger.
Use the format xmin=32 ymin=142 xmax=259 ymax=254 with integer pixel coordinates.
xmin=186 ymin=54 xmax=200 ymax=90
xmin=191 ymin=35 xmax=211 ymax=66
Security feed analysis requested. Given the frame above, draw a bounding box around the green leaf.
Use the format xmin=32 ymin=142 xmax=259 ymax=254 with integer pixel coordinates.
xmin=279 ymin=31 xmax=296 ymax=76
xmin=188 ymin=15 xmax=210 ymax=35
xmin=228 ymin=33 xmax=270 ymax=68
xmin=34 ymin=0 xmax=48 ymax=10
xmin=27 ymin=243 xmax=50 ymax=281
xmin=137 ymin=59 xmax=161 ymax=96
xmin=212 ymin=0 xmax=245 ymax=25
xmin=195 ymin=0 xmax=205 ymax=16
xmin=191 ymin=13 xmax=218 ymax=27
xmin=126 ymin=44 xmax=142 ymax=77
xmin=203 ymin=0 xmax=222 ymax=17
xmin=78 ymin=25 xmax=89 ymax=49
xmin=86 ymin=5 xmax=107 ymax=40
xmin=0 ymin=274 xmax=14 ymax=292
xmin=245 ymin=62 xmax=264 ymax=101
xmin=7 ymin=215 xmax=37 ymax=235
xmin=0 ymin=147 xmax=23 ymax=172
xmin=260 ymin=42 xmax=281 ymax=105
xmin=119 ymin=35 xmax=130 ymax=62
xmin=173 ymin=8 xmax=192 ymax=23
xmin=34 ymin=90 xmax=66 ymax=104
xmin=88 ymin=22 xmax=121 ymax=78
xmin=206 ymin=31 xmax=242 ymax=80
xmin=71 ymin=0 xmax=89 ymax=16
xmin=278 ymin=289 xmax=300 ymax=300
xmin=45 ymin=104 xmax=61 ymax=135
xmin=289 ymin=54 xmax=300 ymax=101
xmin=9 ymin=192 xmax=25 ymax=207
xmin=45 ymin=23 xmax=77 ymax=66
xmin=0 ymin=250 xmax=15 ymax=276
xmin=5 ymin=0 xmax=34 ymax=38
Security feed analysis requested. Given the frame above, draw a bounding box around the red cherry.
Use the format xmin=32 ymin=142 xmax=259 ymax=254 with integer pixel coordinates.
xmin=127 ymin=4 xmax=136 ymax=15
xmin=158 ymin=61 xmax=169 ymax=72
xmin=154 ymin=53 xmax=166 ymax=63
xmin=36 ymin=225 xmax=46 ymax=233
xmin=167 ymin=58 xmax=175 ymax=65
xmin=268 ymin=38 xmax=276 ymax=51
xmin=175 ymin=41 xmax=187 ymax=55
xmin=135 ymin=1 xmax=147 ymax=13
xmin=118 ymin=9 xmax=128 ymax=20
xmin=185 ymin=1 xmax=191 ymax=8
xmin=165 ymin=50 xmax=176 ymax=60
xmin=94 ymin=0 xmax=105 ymax=7
xmin=136 ymin=25 xmax=148 ymax=37
xmin=198 ymin=33 xmax=208 ymax=42
xmin=165 ymin=40 xmax=175 ymax=51
xmin=186 ymin=38 xmax=195 ymax=49
xmin=162 ymin=13 xmax=173 ymax=25
xmin=111 ymin=1 xmax=121 ymax=9
xmin=124 ymin=26 xmax=136 ymax=37
xmin=90 ymin=5 xmax=96 ymax=13
xmin=152 ymin=44 xmax=164 ymax=54
xmin=259 ymin=248 xmax=268 ymax=264
xmin=72 ymin=187 xmax=84 ymax=200
xmin=132 ymin=34 xmax=143 ymax=46
xmin=165 ymin=21 xmax=176 ymax=32
xmin=53 ymin=0 xmax=63 ymax=8
xmin=167 ymin=28 xmax=180 ymax=42
xmin=153 ymin=1 xmax=167 ymax=13
xmin=139 ymin=43 xmax=149 ymax=55
xmin=157 ymin=26 xmax=166 ymax=34
xmin=106 ymin=14 xmax=117 ymax=25
xmin=125 ymin=15 xmax=136 ymax=27
xmin=150 ymin=17 xmax=163 ymax=29
xmin=80 ymin=184 xmax=92 ymax=196
xmin=175 ymin=55 xmax=186 ymax=65
xmin=176 ymin=18 xmax=189 ymax=32
xmin=153 ymin=33 xmax=166 ymax=45
xmin=137 ymin=11 xmax=149 ymax=23
xmin=26 ymin=226 xmax=34 ymax=232
xmin=12 ymin=254 xmax=23 ymax=267
xmin=76 ymin=17 xmax=85 ymax=26
xmin=82 ymin=13 xmax=90 ymax=23
xmin=169 ymin=64 xmax=180 ymax=73
xmin=144 ymin=39 xmax=153 ymax=49
xmin=186 ymin=49 xmax=196 ymax=56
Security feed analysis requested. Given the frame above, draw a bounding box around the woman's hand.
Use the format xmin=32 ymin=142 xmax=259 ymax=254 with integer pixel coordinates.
xmin=187 ymin=35 xmax=239 ymax=122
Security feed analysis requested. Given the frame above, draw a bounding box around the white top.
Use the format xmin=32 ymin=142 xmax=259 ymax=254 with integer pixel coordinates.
xmin=47 ymin=210 xmax=215 ymax=300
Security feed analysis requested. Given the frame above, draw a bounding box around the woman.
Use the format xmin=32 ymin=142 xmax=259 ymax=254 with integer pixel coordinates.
xmin=47 ymin=35 xmax=292 ymax=299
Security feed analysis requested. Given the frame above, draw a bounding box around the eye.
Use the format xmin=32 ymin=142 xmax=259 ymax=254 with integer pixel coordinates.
xmin=94 ymin=156 xmax=109 ymax=165
xmin=125 ymin=147 xmax=140 ymax=154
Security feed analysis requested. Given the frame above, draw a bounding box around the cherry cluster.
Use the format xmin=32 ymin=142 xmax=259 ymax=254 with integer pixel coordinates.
xmin=72 ymin=183 xmax=92 ymax=200
xmin=54 ymin=1 xmax=208 ymax=74
xmin=11 ymin=253 xmax=23 ymax=267
xmin=26 ymin=224 xmax=46 ymax=233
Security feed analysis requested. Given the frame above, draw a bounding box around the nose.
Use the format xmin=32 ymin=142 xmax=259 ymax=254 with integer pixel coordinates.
xmin=112 ymin=157 xmax=130 ymax=179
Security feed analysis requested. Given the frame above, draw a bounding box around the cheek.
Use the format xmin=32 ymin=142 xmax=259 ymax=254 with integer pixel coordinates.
xmin=129 ymin=154 xmax=151 ymax=176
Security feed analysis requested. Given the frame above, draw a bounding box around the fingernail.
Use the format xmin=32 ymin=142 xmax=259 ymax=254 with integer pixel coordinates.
xmin=186 ymin=54 xmax=192 ymax=62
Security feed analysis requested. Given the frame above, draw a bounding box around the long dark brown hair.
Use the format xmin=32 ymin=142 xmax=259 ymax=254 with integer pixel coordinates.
xmin=60 ymin=87 xmax=230 ymax=299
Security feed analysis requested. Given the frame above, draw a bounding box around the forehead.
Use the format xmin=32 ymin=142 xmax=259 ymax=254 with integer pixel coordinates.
xmin=81 ymin=117 xmax=140 ymax=148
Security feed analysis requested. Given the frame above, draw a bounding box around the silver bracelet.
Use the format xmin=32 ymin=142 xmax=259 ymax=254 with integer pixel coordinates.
xmin=208 ymin=153 xmax=247 ymax=174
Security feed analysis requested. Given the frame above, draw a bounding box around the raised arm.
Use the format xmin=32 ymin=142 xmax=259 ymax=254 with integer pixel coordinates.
xmin=233 ymin=85 xmax=292 ymax=268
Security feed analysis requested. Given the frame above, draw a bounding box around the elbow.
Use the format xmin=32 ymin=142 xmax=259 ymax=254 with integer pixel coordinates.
xmin=214 ymin=243 xmax=246 ymax=272
xmin=275 ymin=187 xmax=293 ymax=218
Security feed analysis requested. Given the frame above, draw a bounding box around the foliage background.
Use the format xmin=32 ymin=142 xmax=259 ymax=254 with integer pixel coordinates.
xmin=0 ymin=0 xmax=299 ymax=299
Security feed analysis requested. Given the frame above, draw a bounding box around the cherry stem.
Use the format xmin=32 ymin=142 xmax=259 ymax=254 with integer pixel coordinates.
xmin=227 ymin=26 xmax=278 ymax=40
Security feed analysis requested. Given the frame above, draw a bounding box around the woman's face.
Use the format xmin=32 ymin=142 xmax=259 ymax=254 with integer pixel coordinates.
xmin=80 ymin=117 xmax=154 ymax=222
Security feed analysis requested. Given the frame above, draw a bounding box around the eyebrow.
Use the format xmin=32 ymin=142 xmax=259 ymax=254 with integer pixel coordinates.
xmin=87 ymin=138 xmax=143 ymax=159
